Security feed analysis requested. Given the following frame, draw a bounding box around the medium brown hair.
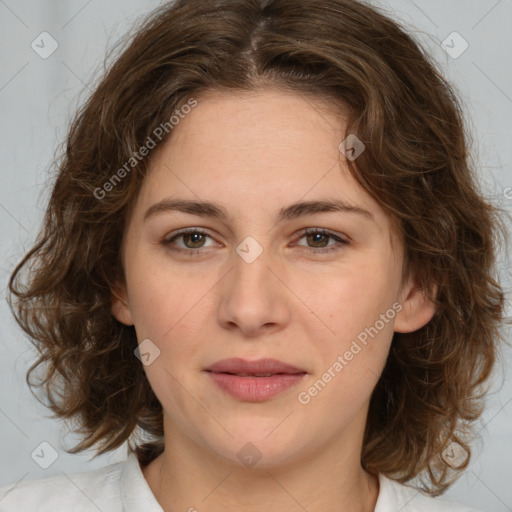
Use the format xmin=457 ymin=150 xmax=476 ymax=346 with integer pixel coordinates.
xmin=8 ymin=0 xmax=510 ymax=495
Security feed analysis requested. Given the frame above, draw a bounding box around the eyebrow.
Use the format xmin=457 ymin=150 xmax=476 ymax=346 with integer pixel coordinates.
xmin=143 ymin=198 xmax=374 ymax=223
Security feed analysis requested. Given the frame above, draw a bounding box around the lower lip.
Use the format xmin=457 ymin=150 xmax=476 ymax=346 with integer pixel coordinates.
xmin=206 ymin=371 xmax=306 ymax=402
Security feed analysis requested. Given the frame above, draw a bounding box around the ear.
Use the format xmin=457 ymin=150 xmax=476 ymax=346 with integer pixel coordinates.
xmin=111 ymin=281 xmax=134 ymax=326
xmin=394 ymin=272 xmax=437 ymax=333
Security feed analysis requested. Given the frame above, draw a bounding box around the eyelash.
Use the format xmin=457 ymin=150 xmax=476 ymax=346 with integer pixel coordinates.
xmin=161 ymin=227 xmax=349 ymax=257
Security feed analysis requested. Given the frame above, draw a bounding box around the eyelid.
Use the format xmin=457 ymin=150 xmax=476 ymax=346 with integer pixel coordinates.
xmin=296 ymin=227 xmax=349 ymax=244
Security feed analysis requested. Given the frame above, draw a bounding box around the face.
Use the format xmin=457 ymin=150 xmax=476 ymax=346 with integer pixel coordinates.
xmin=112 ymin=88 xmax=435 ymax=468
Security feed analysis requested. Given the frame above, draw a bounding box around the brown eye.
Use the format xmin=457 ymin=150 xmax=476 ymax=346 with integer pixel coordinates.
xmin=305 ymin=232 xmax=330 ymax=248
xmin=295 ymin=228 xmax=349 ymax=253
xmin=161 ymin=228 xmax=216 ymax=254
xmin=180 ymin=232 xmax=207 ymax=249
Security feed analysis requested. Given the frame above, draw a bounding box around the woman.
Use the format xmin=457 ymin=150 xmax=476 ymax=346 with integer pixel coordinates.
xmin=1 ymin=0 xmax=509 ymax=510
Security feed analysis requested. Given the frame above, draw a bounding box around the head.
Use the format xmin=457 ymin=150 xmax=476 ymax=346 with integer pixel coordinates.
xmin=8 ymin=0 xmax=509 ymax=495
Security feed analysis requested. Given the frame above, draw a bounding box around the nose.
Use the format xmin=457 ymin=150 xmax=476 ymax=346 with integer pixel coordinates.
xmin=216 ymin=240 xmax=291 ymax=339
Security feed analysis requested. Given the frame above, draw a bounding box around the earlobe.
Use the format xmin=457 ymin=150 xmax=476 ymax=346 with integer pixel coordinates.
xmin=394 ymin=276 xmax=438 ymax=334
xmin=111 ymin=283 xmax=134 ymax=326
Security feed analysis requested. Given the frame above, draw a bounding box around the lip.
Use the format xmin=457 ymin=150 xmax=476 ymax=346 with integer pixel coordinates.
xmin=205 ymin=357 xmax=305 ymax=375
xmin=204 ymin=358 xmax=307 ymax=402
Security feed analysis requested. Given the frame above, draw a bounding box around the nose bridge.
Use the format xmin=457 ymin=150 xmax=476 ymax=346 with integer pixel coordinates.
xmin=216 ymin=234 xmax=288 ymax=334
xmin=230 ymin=235 xmax=274 ymax=299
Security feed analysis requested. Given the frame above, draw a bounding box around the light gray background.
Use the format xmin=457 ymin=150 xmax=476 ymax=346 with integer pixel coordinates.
xmin=0 ymin=1 xmax=511 ymax=510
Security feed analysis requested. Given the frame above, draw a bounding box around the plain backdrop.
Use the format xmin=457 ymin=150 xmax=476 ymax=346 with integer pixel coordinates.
xmin=0 ymin=1 xmax=511 ymax=510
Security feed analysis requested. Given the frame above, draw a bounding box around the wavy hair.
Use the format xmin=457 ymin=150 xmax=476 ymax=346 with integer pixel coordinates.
xmin=8 ymin=0 xmax=510 ymax=495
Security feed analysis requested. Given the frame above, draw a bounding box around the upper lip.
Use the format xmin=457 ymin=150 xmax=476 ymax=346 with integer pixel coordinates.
xmin=204 ymin=358 xmax=306 ymax=375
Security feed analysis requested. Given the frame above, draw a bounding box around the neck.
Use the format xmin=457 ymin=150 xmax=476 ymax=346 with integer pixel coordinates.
xmin=142 ymin=413 xmax=380 ymax=512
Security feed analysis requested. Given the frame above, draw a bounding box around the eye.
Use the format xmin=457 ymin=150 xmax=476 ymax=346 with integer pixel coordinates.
xmin=294 ymin=228 xmax=349 ymax=253
xmin=161 ymin=228 xmax=217 ymax=255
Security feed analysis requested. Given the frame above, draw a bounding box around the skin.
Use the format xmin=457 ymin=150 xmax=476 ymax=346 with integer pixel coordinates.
xmin=111 ymin=88 xmax=436 ymax=512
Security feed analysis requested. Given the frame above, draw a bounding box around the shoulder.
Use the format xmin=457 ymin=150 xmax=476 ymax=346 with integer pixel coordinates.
xmin=376 ymin=473 xmax=484 ymax=512
xmin=0 ymin=457 xmax=126 ymax=512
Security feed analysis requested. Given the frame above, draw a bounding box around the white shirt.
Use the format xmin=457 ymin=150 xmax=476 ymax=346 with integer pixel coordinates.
xmin=0 ymin=453 xmax=482 ymax=511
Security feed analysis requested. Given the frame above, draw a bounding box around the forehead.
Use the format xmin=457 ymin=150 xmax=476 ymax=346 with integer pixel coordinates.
xmin=170 ymin=87 xmax=347 ymax=153
xmin=143 ymin=88 xmax=366 ymax=203
xmin=130 ymin=88 xmax=398 ymax=244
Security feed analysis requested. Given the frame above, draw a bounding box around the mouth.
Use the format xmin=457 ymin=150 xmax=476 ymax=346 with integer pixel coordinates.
xmin=212 ymin=372 xmax=299 ymax=377
xmin=204 ymin=358 xmax=307 ymax=402
xmin=204 ymin=357 xmax=306 ymax=375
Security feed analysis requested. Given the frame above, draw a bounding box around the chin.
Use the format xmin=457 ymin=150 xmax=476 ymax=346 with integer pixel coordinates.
xmin=206 ymin=422 xmax=311 ymax=470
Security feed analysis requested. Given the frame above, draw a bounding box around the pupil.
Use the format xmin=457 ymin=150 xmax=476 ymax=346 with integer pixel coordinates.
xmin=186 ymin=233 xmax=204 ymax=247
xmin=308 ymin=233 xmax=328 ymax=247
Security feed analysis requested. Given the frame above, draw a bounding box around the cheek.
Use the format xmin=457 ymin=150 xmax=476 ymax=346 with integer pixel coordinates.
xmin=302 ymin=264 xmax=398 ymax=398
xmin=129 ymin=280 xmax=172 ymax=338
xmin=125 ymin=246 xmax=204 ymax=336
xmin=317 ymin=263 xmax=397 ymax=336
xmin=127 ymin=264 xmax=216 ymax=377
xmin=301 ymin=293 xmax=396 ymax=418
